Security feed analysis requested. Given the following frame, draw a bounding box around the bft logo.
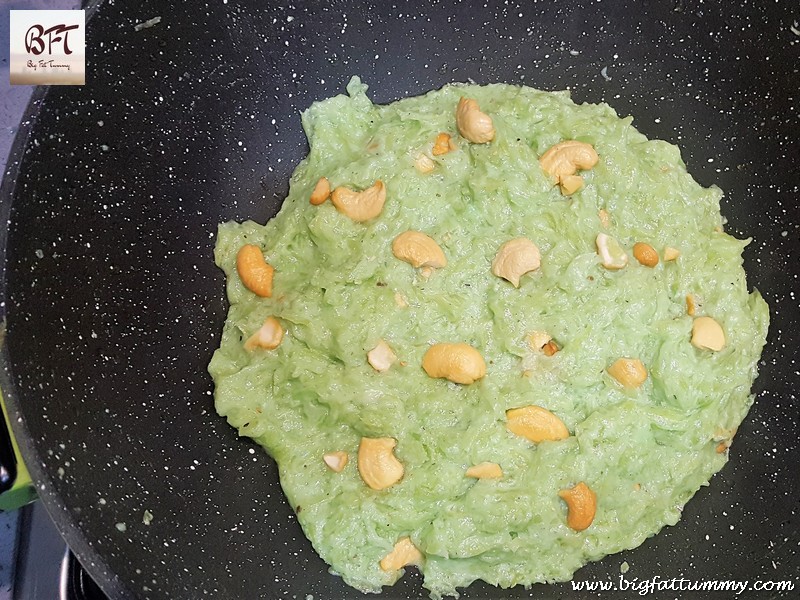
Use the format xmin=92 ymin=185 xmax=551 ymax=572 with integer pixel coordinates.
xmin=25 ymin=23 xmax=80 ymax=56
xmin=10 ymin=10 xmax=86 ymax=85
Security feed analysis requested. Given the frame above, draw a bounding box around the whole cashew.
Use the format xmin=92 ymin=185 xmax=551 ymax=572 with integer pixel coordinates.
xmin=492 ymin=238 xmax=541 ymax=287
xmin=456 ymin=97 xmax=495 ymax=144
xmin=236 ymin=244 xmax=275 ymax=297
xmin=540 ymin=140 xmax=599 ymax=179
xmin=331 ymin=180 xmax=387 ymax=222
xmin=422 ymin=343 xmax=486 ymax=385
xmin=358 ymin=437 xmax=404 ymax=490
xmin=539 ymin=141 xmax=599 ymax=195
xmin=506 ymin=405 xmax=569 ymax=443
xmin=392 ymin=231 xmax=447 ymax=270
xmin=559 ymin=481 xmax=597 ymax=531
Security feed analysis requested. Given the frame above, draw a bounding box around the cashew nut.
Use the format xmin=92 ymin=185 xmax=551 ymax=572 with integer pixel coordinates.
xmin=367 ymin=340 xmax=397 ymax=373
xmin=310 ymin=177 xmax=331 ymax=205
xmin=539 ymin=141 xmax=599 ymax=195
xmin=691 ymin=316 xmax=726 ymax=351
xmin=528 ymin=331 xmax=559 ymax=355
xmin=559 ymin=174 xmax=585 ymax=195
xmin=598 ymin=208 xmax=612 ymax=229
xmin=422 ymin=343 xmax=487 ymax=385
xmin=714 ymin=427 xmax=737 ymax=454
xmin=465 ymin=462 xmax=503 ymax=479
xmin=379 ymin=537 xmax=423 ymax=572
xmin=527 ymin=331 xmax=553 ymax=352
xmin=323 ymin=451 xmax=348 ymax=473
xmin=456 ymin=97 xmax=495 ymax=144
xmin=559 ymin=482 xmax=597 ymax=531
xmin=330 ymin=180 xmax=386 ymax=222
xmin=607 ymin=357 xmax=647 ymax=389
xmin=432 ymin=132 xmax=456 ymax=156
xmin=492 ymin=238 xmax=541 ymax=287
xmin=244 ymin=316 xmax=284 ymax=351
xmin=595 ymin=233 xmax=628 ymax=270
xmin=394 ymin=292 xmax=409 ymax=308
xmin=686 ymin=295 xmax=696 ymax=316
xmin=358 ymin=437 xmax=404 ymax=490
xmin=236 ymin=244 xmax=275 ymax=297
xmin=633 ymin=242 xmax=659 ymax=268
xmin=542 ymin=340 xmax=559 ymax=356
xmin=686 ymin=293 xmax=700 ymax=316
xmin=414 ymin=153 xmax=436 ymax=174
xmin=506 ymin=405 xmax=569 ymax=443
xmin=663 ymin=246 xmax=681 ymax=261
xmin=540 ymin=141 xmax=599 ymax=179
xmin=392 ymin=231 xmax=447 ymax=270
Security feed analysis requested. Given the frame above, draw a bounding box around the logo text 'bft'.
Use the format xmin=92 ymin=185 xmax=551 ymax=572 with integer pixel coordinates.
xmin=25 ymin=24 xmax=80 ymax=56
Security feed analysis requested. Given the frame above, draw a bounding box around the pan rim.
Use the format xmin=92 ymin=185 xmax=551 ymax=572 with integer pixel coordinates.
xmin=0 ymin=1 xmax=135 ymax=598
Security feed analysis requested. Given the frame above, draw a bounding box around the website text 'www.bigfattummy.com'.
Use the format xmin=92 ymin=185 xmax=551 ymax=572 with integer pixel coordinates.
xmin=571 ymin=575 xmax=796 ymax=596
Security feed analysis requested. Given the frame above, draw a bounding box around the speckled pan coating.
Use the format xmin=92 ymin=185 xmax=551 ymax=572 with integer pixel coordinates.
xmin=0 ymin=1 xmax=797 ymax=599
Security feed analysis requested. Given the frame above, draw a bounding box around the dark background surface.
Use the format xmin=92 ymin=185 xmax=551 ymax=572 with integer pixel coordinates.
xmin=1 ymin=0 xmax=798 ymax=598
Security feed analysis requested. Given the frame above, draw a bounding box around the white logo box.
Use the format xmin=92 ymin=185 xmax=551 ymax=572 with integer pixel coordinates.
xmin=9 ymin=10 xmax=85 ymax=86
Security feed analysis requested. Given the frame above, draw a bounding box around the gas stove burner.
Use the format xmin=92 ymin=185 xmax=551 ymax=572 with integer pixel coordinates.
xmin=60 ymin=549 xmax=108 ymax=600
xmin=6 ymin=502 xmax=108 ymax=600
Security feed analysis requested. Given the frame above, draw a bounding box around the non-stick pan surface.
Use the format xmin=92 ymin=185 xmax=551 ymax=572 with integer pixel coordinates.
xmin=1 ymin=1 xmax=798 ymax=598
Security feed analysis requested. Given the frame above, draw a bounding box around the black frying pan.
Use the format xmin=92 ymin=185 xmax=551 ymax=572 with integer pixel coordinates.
xmin=2 ymin=1 xmax=798 ymax=598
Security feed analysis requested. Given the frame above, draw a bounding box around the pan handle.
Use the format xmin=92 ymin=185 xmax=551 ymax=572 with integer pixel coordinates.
xmin=0 ymin=390 xmax=37 ymax=510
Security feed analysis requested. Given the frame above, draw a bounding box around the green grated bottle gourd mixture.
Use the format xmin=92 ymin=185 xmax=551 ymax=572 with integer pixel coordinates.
xmin=208 ymin=78 xmax=769 ymax=598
